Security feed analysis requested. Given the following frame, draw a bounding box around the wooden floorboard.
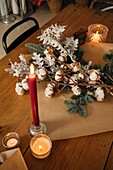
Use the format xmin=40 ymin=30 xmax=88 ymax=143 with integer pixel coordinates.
xmin=104 ymin=142 xmax=113 ymax=170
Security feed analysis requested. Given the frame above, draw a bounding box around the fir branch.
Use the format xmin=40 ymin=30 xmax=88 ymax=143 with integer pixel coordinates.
xmin=64 ymin=93 xmax=93 ymax=117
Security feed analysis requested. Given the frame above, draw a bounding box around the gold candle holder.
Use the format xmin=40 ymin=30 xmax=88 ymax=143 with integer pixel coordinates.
xmin=87 ymin=24 xmax=108 ymax=43
xmin=30 ymin=134 xmax=52 ymax=159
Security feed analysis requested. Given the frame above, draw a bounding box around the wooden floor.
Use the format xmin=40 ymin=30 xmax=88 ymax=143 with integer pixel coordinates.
xmin=0 ymin=4 xmax=113 ymax=170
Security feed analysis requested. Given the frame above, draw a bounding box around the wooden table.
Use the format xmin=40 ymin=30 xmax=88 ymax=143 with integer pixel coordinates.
xmin=0 ymin=4 xmax=113 ymax=170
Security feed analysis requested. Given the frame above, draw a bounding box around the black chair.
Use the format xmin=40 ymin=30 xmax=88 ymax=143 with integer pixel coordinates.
xmin=2 ymin=17 xmax=39 ymax=54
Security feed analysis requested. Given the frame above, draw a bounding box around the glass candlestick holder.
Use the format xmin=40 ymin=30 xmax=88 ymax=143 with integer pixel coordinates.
xmin=28 ymin=122 xmax=46 ymax=137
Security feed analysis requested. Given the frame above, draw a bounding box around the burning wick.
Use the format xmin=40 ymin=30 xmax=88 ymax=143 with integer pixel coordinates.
xmin=39 ymin=145 xmax=43 ymax=150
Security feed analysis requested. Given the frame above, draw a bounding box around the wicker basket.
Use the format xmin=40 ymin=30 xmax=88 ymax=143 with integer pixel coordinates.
xmin=47 ymin=0 xmax=62 ymax=13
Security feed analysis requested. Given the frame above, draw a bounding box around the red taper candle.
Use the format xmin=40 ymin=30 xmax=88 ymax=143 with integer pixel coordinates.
xmin=28 ymin=64 xmax=39 ymax=126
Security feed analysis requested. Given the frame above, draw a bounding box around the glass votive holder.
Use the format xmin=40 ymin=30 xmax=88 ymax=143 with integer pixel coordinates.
xmin=30 ymin=134 xmax=52 ymax=159
xmin=87 ymin=24 xmax=109 ymax=43
xmin=2 ymin=132 xmax=20 ymax=149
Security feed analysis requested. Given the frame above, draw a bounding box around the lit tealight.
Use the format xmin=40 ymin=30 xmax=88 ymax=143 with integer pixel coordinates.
xmin=7 ymin=138 xmax=18 ymax=148
xmin=2 ymin=132 xmax=20 ymax=149
xmin=90 ymin=31 xmax=102 ymax=43
xmin=30 ymin=134 xmax=52 ymax=159
xmin=88 ymin=24 xmax=108 ymax=43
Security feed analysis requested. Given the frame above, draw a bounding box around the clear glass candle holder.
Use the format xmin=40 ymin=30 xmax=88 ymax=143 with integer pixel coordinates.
xmin=87 ymin=24 xmax=109 ymax=43
xmin=30 ymin=134 xmax=52 ymax=159
xmin=28 ymin=122 xmax=46 ymax=137
xmin=2 ymin=132 xmax=20 ymax=149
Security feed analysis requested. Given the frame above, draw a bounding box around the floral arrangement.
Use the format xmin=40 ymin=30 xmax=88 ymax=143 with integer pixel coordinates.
xmin=5 ymin=24 xmax=113 ymax=117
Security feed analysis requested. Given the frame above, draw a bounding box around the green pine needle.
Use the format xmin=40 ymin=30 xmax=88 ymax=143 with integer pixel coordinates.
xmin=64 ymin=93 xmax=93 ymax=117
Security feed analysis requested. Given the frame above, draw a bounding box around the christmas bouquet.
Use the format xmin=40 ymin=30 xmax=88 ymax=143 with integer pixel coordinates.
xmin=5 ymin=24 xmax=113 ymax=117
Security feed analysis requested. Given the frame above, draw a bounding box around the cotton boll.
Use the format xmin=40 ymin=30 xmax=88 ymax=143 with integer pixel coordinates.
xmin=71 ymin=85 xmax=81 ymax=95
xmin=88 ymin=80 xmax=96 ymax=85
xmin=77 ymin=72 xmax=84 ymax=80
xmin=55 ymin=70 xmax=64 ymax=81
xmin=47 ymin=83 xmax=55 ymax=88
xmin=70 ymin=62 xmax=81 ymax=73
xmin=45 ymin=82 xmax=56 ymax=98
xmin=95 ymin=87 xmax=105 ymax=101
xmin=15 ymin=82 xmax=25 ymax=95
xmin=89 ymin=69 xmax=100 ymax=81
xmin=37 ymin=68 xmax=47 ymax=80
xmin=58 ymin=55 xmax=67 ymax=63
xmin=22 ymin=79 xmax=29 ymax=90
xmin=45 ymin=86 xmax=54 ymax=98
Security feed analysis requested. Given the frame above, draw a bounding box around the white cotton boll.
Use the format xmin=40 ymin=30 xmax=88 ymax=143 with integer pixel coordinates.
xmin=22 ymin=79 xmax=29 ymax=90
xmin=71 ymin=85 xmax=81 ymax=95
xmin=47 ymin=83 xmax=55 ymax=88
xmin=88 ymin=80 xmax=96 ymax=85
xmin=55 ymin=70 xmax=64 ymax=81
xmin=90 ymin=72 xmax=98 ymax=81
xmin=70 ymin=62 xmax=81 ymax=73
xmin=77 ymin=73 xmax=84 ymax=80
xmin=95 ymin=87 xmax=105 ymax=101
xmin=55 ymin=75 xmax=62 ymax=82
xmin=72 ymin=65 xmax=79 ymax=72
xmin=15 ymin=82 xmax=25 ymax=95
xmin=37 ymin=69 xmax=47 ymax=80
xmin=89 ymin=70 xmax=100 ymax=81
xmin=58 ymin=55 xmax=67 ymax=63
xmin=45 ymin=87 xmax=54 ymax=98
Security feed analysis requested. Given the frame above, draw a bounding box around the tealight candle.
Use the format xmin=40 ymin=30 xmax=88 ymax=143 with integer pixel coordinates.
xmin=90 ymin=31 xmax=102 ymax=43
xmin=2 ymin=132 xmax=20 ymax=149
xmin=30 ymin=134 xmax=52 ymax=159
xmin=87 ymin=24 xmax=108 ymax=43
xmin=6 ymin=138 xmax=18 ymax=148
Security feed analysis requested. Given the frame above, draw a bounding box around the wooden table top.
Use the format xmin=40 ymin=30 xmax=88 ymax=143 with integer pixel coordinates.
xmin=0 ymin=4 xmax=113 ymax=170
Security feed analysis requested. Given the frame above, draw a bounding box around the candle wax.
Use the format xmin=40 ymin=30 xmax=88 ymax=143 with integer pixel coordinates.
xmin=7 ymin=138 xmax=18 ymax=148
xmin=32 ymin=137 xmax=51 ymax=155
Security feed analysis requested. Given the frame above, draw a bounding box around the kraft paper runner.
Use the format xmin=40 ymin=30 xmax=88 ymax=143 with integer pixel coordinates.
xmin=0 ymin=149 xmax=28 ymax=170
xmin=82 ymin=42 xmax=113 ymax=67
xmin=38 ymin=43 xmax=113 ymax=141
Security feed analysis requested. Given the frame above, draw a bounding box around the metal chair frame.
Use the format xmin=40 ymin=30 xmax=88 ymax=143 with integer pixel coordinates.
xmin=90 ymin=0 xmax=113 ymax=11
xmin=2 ymin=16 xmax=39 ymax=54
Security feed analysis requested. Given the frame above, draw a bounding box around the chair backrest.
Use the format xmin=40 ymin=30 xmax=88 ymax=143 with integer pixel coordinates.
xmin=2 ymin=17 xmax=39 ymax=54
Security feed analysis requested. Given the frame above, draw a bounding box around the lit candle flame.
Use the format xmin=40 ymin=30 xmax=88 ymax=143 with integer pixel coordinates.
xmin=39 ymin=145 xmax=43 ymax=150
xmin=11 ymin=140 xmax=14 ymax=144
xmin=91 ymin=31 xmax=101 ymax=43
xmin=30 ymin=64 xmax=34 ymax=75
